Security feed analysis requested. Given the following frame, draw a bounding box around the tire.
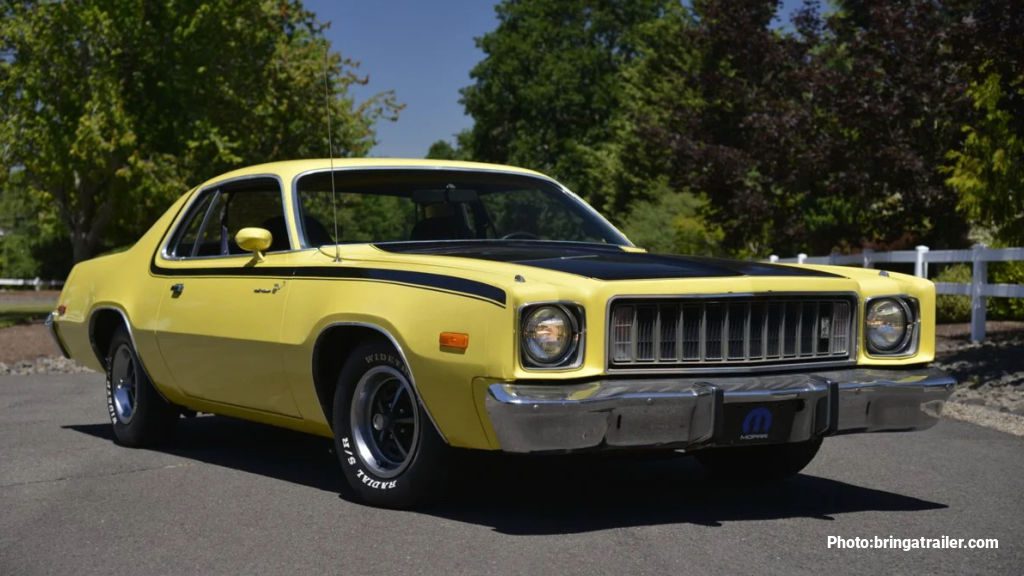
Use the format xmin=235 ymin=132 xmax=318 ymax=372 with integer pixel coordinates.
xmin=694 ymin=437 xmax=823 ymax=482
xmin=105 ymin=325 xmax=178 ymax=446
xmin=332 ymin=341 xmax=448 ymax=508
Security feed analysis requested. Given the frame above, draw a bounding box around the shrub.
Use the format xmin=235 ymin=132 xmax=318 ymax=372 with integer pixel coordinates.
xmin=935 ymin=264 xmax=972 ymax=323
xmin=933 ymin=262 xmax=1024 ymax=323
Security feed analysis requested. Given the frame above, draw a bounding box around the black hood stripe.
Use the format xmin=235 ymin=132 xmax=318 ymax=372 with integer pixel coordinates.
xmin=375 ymin=241 xmax=843 ymax=281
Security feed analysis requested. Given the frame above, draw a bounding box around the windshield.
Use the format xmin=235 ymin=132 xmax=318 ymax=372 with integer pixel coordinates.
xmin=293 ymin=169 xmax=630 ymax=247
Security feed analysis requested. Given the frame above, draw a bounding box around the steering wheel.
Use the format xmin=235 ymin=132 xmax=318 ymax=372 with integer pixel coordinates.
xmin=500 ymin=231 xmax=539 ymax=240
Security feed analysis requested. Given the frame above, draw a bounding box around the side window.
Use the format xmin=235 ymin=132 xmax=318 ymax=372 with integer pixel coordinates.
xmin=168 ymin=178 xmax=289 ymax=258
xmin=169 ymin=191 xmax=215 ymax=258
xmin=296 ymin=182 xmax=416 ymax=247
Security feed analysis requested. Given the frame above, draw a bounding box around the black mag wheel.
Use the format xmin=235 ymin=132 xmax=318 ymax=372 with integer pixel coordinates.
xmin=105 ymin=325 xmax=178 ymax=447
xmin=350 ymin=365 xmax=421 ymax=479
xmin=332 ymin=341 xmax=448 ymax=509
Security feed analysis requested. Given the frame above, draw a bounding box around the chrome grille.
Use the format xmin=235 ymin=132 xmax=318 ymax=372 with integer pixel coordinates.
xmin=608 ymin=296 xmax=854 ymax=369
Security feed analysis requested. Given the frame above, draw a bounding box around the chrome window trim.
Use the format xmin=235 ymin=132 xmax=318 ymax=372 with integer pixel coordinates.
xmin=159 ymin=173 xmax=297 ymax=262
xmin=863 ymin=295 xmax=921 ymax=358
xmin=516 ymin=301 xmax=587 ymax=372
xmin=315 ymin=321 xmax=448 ymax=443
xmin=603 ymin=291 xmax=860 ymax=375
xmin=289 ymin=165 xmax=633 ymax=249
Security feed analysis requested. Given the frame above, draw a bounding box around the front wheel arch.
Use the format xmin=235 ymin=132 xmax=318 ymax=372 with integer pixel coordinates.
xmin=311 ymin=322 xmax=447 ymax=444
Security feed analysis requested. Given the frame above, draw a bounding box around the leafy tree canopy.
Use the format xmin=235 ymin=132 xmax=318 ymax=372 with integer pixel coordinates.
xmin=0 ymin=0 xmax=399 ymax=265
xmin=462 ymin=0 xmax=1022 ymax=257
xmin=460 ymin=0 xmax=673 ymax=209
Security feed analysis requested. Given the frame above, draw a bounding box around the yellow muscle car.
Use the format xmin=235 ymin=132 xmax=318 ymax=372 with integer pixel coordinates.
xmin=47 ymin=159 xmax=955 ymax=508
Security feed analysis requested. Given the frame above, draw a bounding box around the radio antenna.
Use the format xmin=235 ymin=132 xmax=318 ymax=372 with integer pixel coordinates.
xmin=323 ymin=47 xmax=341 ymax=262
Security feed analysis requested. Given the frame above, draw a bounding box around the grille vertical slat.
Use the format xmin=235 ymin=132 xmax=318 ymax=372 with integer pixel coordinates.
xmin=636 ymin=306 xmax=656 ymax=361
xmin=749 ymin=303 xmax=764 ymax=360
xmin=783 ymin=302 xmax=798 ymax=357
xmin=832 ymin=301 xmax=850 ymax=354
xmin=611 ymin=305 xmax=634 ymax=363
xmin=727 ymin=302 xmax=746 ymax=360
xmin=705 ymin=304 xmax=722 ymax=360
xmin=800 ymin=302 xmax=816 ymax=357
xmin=659 ymin=304 xmax=678 ymax=360
xmin=682 ymin=305 xmax=700 ymax=360
xmin=766 ymin=302 xmax=781 ymax=358
xmin=609 ymin=296 xmax=854 ymax=369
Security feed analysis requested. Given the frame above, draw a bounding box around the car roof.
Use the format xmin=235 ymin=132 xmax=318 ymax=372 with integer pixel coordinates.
xmin=200 ymin=158 xmax=549 ymax=189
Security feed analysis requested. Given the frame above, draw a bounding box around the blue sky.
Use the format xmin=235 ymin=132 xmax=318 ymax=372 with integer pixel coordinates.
xmin=305 ymin=0 xmax=496 ymax=158
xmin=306 ymin=1 xmax=806 ymax=159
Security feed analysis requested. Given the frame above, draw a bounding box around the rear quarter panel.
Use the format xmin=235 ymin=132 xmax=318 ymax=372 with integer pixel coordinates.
xmin=55 ymin=193 xmax=190 ymax=389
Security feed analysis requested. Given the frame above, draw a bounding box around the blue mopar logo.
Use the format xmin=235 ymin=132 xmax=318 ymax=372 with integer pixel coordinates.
xmin=741 ymin=407 xmax=773 ymax=437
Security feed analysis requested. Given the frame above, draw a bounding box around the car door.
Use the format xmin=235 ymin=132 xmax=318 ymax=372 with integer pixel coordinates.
xmin=153 ymin=176 xmax=301 ymax=417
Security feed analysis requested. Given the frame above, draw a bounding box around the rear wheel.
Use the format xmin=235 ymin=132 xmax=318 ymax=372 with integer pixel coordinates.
xmin=695 ymin=437 xmax=823 ymax=482
xmin=105 ymin=325 xmax=178 ymax=446
xmin=332 ymin=341 xmax=448 ymax=508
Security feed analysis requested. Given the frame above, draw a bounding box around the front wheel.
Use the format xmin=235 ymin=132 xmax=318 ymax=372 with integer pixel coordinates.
xmin=694 ymin=437 xmax=823 ymax=482
xmin=332 ymin=341 xmax=448 ymax=508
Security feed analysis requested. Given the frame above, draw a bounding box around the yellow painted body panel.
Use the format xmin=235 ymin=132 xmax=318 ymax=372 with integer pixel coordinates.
xmin=52 ymin=159 xmax=939 ymax=451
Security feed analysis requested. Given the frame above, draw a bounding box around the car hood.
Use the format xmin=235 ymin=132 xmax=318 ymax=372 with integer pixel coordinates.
xmin=373 ymin=241 xmax=842 ymax=281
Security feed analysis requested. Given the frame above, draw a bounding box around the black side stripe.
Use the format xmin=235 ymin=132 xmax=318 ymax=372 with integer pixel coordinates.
xmin=148 ymin=197 xmax=505 ymax=306
xmin=149 ymin=260 xmax=506 ymax=307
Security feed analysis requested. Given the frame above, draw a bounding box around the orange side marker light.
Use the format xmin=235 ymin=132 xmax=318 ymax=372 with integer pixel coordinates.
xmin=439 ymin=332 xmax=469 ymax=350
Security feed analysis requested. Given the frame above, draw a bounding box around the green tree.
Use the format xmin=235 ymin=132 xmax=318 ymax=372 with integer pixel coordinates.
xmin=620 ymin=181 xmax=723 ymax=255
xmin=460 ymin=0 xmax=672 ymax=209
xmin=426 ymin=140 xmax=461 ymax=160
xmin=425 ymin=130 xmax=473 ymax=160
xmin=944 ymin=67 xmax=1024 ymax=244
xmin=0 ymin=0 xmax=399 ymax=266
xmin=620 ymin=0 xmax=975 ymax=256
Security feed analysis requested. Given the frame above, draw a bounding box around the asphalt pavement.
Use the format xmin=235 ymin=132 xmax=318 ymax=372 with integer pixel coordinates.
xmin=1 ymin=373 xmax=1021 ymax=575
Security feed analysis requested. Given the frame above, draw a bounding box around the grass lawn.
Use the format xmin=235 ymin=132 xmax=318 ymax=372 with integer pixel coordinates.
xmin=0 ymin=301 xmax=56 ymax=329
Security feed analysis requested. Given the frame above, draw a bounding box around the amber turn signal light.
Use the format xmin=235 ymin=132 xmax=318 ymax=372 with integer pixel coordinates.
xmin=439 ymin=332 xmax=469 ymax=350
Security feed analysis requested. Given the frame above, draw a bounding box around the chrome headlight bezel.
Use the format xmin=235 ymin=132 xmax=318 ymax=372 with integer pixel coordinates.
xmin=518 ymin=303 xmax=585 ymax=370
xmin=864 ymin=296 xmax=919 ymax=357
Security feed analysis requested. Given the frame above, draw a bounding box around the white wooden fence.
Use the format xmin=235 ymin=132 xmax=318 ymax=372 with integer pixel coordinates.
xmin=770 ymin=245 xmax=1024 ymax=343
xmin=0 ymin=278 xmax=64 ymax=290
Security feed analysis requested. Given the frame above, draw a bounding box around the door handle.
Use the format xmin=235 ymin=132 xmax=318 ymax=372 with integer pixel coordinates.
xmin=253 ymin=283 xmax=282 ymax=295
xmin=170 ymin=283 xmax=184 ymax=298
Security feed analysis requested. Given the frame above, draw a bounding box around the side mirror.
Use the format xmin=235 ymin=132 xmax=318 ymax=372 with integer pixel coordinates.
xmin=235 ymin=227 xmax=272 ymax=261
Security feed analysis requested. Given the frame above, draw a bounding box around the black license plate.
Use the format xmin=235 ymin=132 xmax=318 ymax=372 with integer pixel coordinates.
xmin=721 ymin=401 xmax=797 ymax=445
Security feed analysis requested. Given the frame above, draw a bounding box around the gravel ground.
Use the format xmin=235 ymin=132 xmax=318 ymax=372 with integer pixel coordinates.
xmin=2 ymin=321 xmax=1022 ymax=435
xmin=933 ymin=322 xmax=1024 ymax=437
xmin=0 ymin=322 xmax=63 ymax=365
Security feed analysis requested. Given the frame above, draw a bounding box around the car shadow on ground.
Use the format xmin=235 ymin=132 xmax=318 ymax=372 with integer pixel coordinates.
xmin=65 ymin=416 xmax=947 ymax=535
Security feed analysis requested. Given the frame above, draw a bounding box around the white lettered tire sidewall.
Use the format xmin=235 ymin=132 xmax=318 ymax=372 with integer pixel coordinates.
xmin=332 ymin=341 xmax=447 ymax=508
xmin=105 ymin=325 xmax=177 ymax=447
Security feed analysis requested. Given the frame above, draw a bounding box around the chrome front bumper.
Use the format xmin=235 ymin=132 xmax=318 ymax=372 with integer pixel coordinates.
xmin=484 ymin=368 xmax=955 ymax=453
